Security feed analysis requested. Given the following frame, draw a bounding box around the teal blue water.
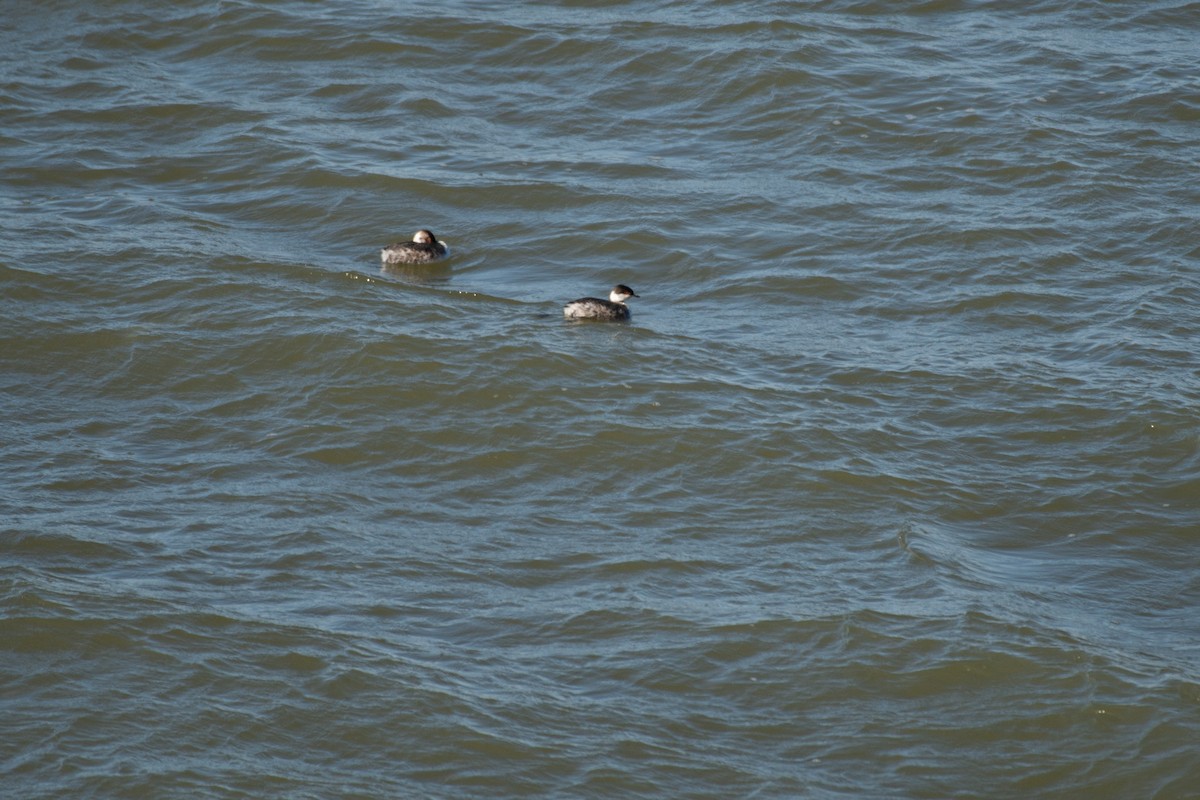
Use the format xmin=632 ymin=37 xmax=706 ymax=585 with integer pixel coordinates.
xmin=2 ymin=2 xmax=1198 ymax=797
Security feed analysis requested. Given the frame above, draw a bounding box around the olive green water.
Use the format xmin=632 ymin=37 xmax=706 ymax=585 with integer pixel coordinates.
xmin=2 ymin=2 xmax=1199 ymax=798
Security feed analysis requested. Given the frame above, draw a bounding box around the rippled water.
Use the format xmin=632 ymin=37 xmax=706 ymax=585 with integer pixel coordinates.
xmin=3 ymin=1 xmax=1199 ymax=797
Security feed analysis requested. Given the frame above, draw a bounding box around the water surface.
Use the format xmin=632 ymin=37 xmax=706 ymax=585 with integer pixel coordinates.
xmin=2 ymin=1 xmax=1199 ymax=797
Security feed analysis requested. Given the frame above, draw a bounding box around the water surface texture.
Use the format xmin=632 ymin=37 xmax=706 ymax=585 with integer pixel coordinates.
xmin=3 ymin=1 xmax=1199 ymax=798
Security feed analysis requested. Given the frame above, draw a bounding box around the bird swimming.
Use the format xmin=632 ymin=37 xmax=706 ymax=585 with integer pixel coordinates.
xmin=563 ymin=285 xmax=640 ymax=321
xmin=381 ymin=229 xmax=449 ymax=264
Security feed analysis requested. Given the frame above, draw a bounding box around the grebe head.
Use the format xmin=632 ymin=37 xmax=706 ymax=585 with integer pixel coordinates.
xmin=412 ymin=229 xmax=437 ymax=244
xmin=609 ymin=285 xmax=639 ymax=303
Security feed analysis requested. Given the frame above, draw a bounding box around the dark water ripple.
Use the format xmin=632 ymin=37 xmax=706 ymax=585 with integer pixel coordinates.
xmin=3 ymin=1 xmax=1200 ymax=798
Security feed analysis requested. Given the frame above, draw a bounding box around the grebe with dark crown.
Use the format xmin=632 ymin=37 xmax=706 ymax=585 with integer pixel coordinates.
xmin=563 ymin=285 xmax=640 ymax=321
xmin=381 ymin=229 xmax=449 ymax=264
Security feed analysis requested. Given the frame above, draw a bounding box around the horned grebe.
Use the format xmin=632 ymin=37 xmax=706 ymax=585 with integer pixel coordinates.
xmin=563 ymin=285 xmax=640 ymax=321
xmin=381 ymin=229 xmax=448 ymax=264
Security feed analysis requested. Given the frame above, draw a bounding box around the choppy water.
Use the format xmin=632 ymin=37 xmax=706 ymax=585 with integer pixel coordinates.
xmin=3 ymin=1 xmax=1199 ymax=797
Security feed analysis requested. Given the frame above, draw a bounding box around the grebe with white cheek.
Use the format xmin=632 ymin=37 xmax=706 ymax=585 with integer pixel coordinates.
xmin=381 ymin=229 xmax=449 ymax=264
xmin=563 ymin=285 xmax=640 ymax=321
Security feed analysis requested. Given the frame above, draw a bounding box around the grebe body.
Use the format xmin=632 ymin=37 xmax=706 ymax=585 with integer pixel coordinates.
xmin=381 ymin=229 xmax=448 ymax=264
xmin=563 ymin=285 xmax=640 ymax=321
